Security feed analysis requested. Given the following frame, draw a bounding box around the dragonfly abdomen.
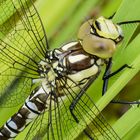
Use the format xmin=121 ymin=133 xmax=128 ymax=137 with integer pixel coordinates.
xmin=0 ymin=87 xmax=50 ymax=140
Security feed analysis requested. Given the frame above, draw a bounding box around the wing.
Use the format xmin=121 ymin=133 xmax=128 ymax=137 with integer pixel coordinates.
xmin=23 ymin=76 xmax=120 ymax=140
xmin=0 ymin=0 xmax=49 ymax=107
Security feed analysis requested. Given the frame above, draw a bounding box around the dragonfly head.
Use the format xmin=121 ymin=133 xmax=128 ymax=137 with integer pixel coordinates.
xmin=78 ymin=16 xmax=124 ymax=59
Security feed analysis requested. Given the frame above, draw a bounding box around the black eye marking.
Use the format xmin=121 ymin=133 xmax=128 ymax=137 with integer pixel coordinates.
xmin=95 ymin=20 xmax=101 ymax=30
xmin=90 ymin=24 xmax=96 ymax=35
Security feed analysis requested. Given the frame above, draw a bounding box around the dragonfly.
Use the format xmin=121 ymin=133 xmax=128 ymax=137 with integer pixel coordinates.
xmin=0 ymin=0 xmax=140 ymax=140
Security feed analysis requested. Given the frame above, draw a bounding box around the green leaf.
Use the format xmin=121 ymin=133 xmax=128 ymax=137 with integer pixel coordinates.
xmin=114 ymin=105 xmax=140 ymax=139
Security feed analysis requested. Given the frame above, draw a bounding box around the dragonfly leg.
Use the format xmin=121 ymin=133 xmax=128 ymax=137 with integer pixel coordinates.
xmin=103 ymin=64 xmax=131 ymax=80
xmin=69 ymin=92 xmax=94 ymax=140
xmin=111 ymin=100 xmax=140 ymax=105
xmin=102 ymin=58 xmax=131 ymax=95
xmin=69 ymin=91 xmax=84 ymax=123
xmin=102 ymin=59 xmax=140 ymax=105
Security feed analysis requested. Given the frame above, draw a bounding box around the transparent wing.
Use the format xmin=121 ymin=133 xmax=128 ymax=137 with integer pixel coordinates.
xmin=0 ymin=0 xmax=49 ymax=107
xmin=57 ymin=77 xmax=120 ymax=139
xmin=0 ymin=77 xmax=32 ymax=107
xmin=24 ymin=76 xmax=120 ymax=140
xmin=24 ymin=93 xmax=79 ymax=140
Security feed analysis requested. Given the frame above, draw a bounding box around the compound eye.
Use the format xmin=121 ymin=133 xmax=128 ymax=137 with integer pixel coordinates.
xmin=82 ymin=34 xmax=116 ymax=59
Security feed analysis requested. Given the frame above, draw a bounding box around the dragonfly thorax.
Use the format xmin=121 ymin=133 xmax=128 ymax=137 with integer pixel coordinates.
xmin=36 ymin=41 xmax=104 ymax=97
xmin=50 ymin=41 xmax=103 ymax=87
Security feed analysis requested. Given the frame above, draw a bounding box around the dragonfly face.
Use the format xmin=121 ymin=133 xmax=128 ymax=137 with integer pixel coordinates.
xmin=78 ymin=16 xmax=124 ymax=58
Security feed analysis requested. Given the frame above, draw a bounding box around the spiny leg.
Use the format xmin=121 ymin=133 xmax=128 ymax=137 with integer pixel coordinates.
xmin=69 ymin=78 xmax=95 ymax=140
xmin=102 ymin=58 xmax=140 ymax=105
xmin=102 ymin=58 xmax=112 ymax=96
xmin=69 ymin=90 xmax=94 ymax=140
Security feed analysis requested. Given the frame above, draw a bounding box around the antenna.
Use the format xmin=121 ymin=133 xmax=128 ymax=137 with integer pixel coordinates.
xmin=108 ymin=12 xmax=116 ymax=19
